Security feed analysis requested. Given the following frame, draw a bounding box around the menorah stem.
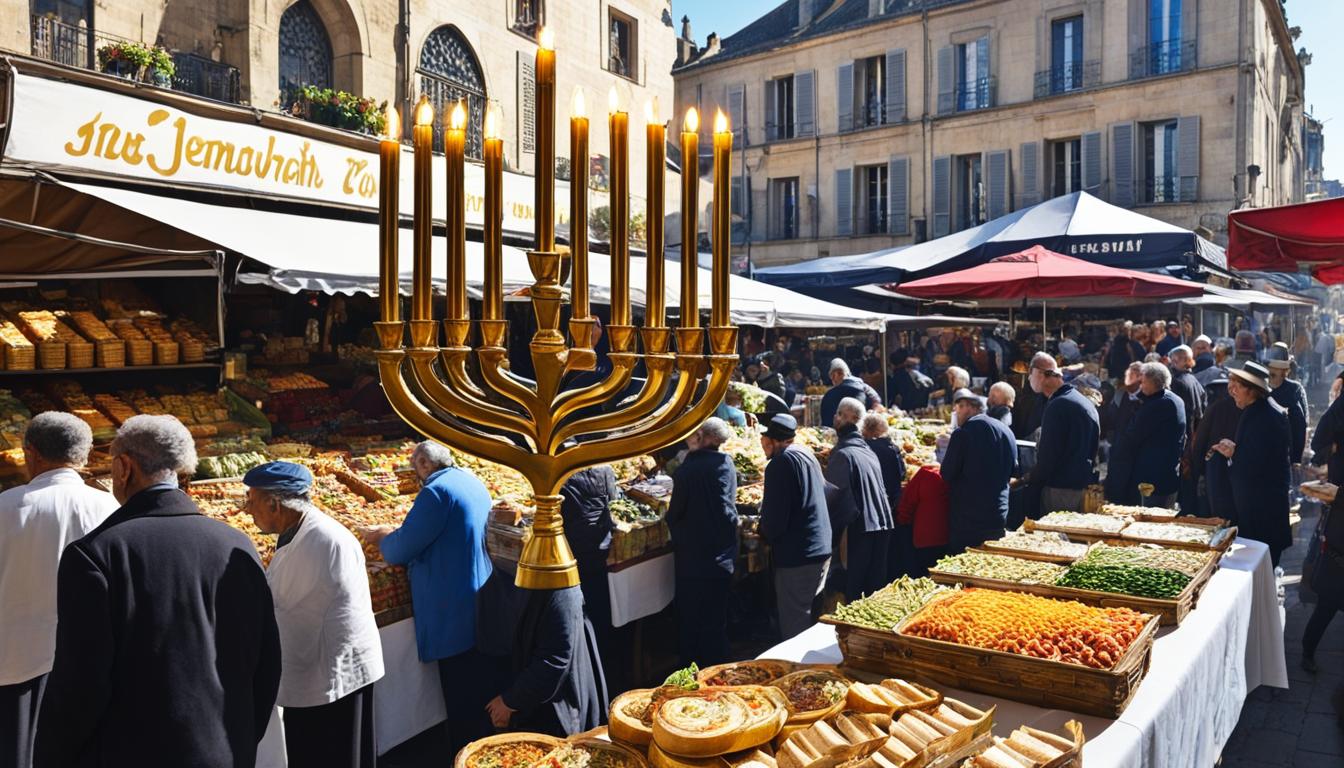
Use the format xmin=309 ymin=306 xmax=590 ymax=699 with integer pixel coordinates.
xmin=517 ymin=495 xmax=580 ymax=588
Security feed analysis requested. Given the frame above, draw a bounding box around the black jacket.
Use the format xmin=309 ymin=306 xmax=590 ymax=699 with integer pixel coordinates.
xmin=825 ymin=425 xmax=894 ymax=534
xmin=35 ymin=487 xmax=281 ymax=768
xmin=1270 ymin=378 xmax=1309 ymax=463
xmin=1230 ymin=396 xmax=1293 ymax=552
xmin=1029 ymin=383 xmax=1100 ymax=491
xmin=1188 ymin=395 xmax=1244 ymax=520
xmin=505 ymin=585 xmax=608 ymax=736
xmin=760 ymin=443 xmax=832 ymax=567
xmin=1106 ymin=335 xmax=1144 ymax=379
xmin=941 ymin=414 xmax=1017 ymax=548
xmin=666 ymin=449 xmax=739 ymax=579
xmin=987 ymin=404 xmax=1013 ymax=428
xmin=820 ymin=376 xmax=881 ymax=426
xmin=866 ymin=436 xmax=906 ymax=514
xmin=559 ymin=465 xmax=619 ymax=574
xmin=756 ymin=372 xmax=788 ymax=403
xmin=1311 ymin=395 xmax=1344 ymax=483
xmin=1169 ymin=367 xmax=1207 ymax=432
xmin=1107 ymin=389 xmax=1186 ymax=499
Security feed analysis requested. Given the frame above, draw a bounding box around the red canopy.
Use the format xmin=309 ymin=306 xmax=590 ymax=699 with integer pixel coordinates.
xmin=894 ymin=245 xmax=1203 ymax=300
xmin=1228 ymin=198 xmax=1344 ymax=284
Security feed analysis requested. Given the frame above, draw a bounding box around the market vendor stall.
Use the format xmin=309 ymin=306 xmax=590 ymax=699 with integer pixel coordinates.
xmin=761 ymin=538 xmax=1287 ymax=768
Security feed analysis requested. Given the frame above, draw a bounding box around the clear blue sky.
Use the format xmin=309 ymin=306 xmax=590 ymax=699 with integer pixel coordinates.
xmin=672 ymin=0 xmax=1344 ymax=180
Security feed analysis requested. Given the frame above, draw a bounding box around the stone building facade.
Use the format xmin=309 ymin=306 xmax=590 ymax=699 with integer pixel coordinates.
xmin=5 ymin=0 xmax=676 ymax=196
xmin=672 ymin=0 xmax=1308 ymax=269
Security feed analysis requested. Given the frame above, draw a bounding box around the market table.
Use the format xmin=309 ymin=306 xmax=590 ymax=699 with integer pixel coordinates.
xmin=608 ymin=551 xmax=676 ymax=627
xmin=761 ymin=538 xmax=1287 ymax=768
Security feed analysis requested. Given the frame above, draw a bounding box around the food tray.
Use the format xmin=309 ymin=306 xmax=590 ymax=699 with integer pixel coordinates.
xmin=830 ymin=604 xmax=1160 ymax=718
xmin=977 ymin=540 xmax=1081 ymax=565
xmin=454 ymin=733 xmax=563 ymax=768
xmin=1021 ymin=518 xmax=1120 ymax=543
xmin=1114 ymin=519 xmax=1238 ymax=553
xmin=927 ymin=548 xmax=1218 ymax=627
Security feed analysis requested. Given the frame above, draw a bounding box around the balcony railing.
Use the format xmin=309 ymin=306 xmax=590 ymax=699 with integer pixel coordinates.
xmin=1144 ymin=176 xmax=1180 ymax=204
xmin=1033 ymin=60 xmax=1100 ymax=98
xmin=1130 ymin=39 xmax=1197 ymax=80
xmin=857 ymin=100 xmax=885 ymax=129
xmin=765 ymin=120 xmax=796 ymax=142
xmin=31 ymin=14 xmax=92 ymax=69
xmin=938 ymin=76 xmax=997 ymax=114
xmin=172 ymin=52 xmax=241 ymax=104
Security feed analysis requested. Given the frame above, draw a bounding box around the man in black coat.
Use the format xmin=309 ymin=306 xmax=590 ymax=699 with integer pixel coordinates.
xmin=826 ymin=398 xmax=895 ymax=600
xmin=666 ymin=418 xmax=738 ymax=666
xmin=1266 ymin=344 xmax=1309 ymax=464
xmin=862 ymin=413 xmax=909 ymax=580
xmin=1213 ymin=362 xmax=1293 ymax=566
xmin=819 ymin=359 xmax=881 ymax=426
xmin=940 ymin=390 xmax=1018 ymax=553
xmin=1310 ymin=373 xmax=1344 ymax=484
xmin=1168 ymin=346 xmax=1207 ymax=513
xmin=558 ymin=461 xmax=619 ymax=687
xmin=1106 ymin=363 xmax=1187 ymax=508
xmin=1024 ymin=353 xmax=1099 ymax=514
xmin=35 ymin=415 xmax=281 ymax=768
xmin=1106 ymin=322 xmax=1145 ymax=382
xmin=1188 ymin=374 xmax=1240 ymax=520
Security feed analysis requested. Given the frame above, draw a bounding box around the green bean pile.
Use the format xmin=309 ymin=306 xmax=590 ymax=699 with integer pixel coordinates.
xmin=1056 ymin=563 xmax=1191 ymax=599
xmin=1077 ymin=543 xmax=1210 ymax=578
xmin=933 ymin=551 xmax=1069 ymax=585
xmin=827 ymin=576 xmax=948 ymax=631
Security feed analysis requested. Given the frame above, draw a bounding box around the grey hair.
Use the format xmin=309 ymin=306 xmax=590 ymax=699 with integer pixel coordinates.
xmin=412 ymin=440 xmax=456 ymax=470
xmin=860 ymin=412 xmax=889 ymax=439
xmin=1123 ymin=320 xmax=1134 ymax=330
xmin=1127 ymin=361 xmax=1144 ymax=375
xmin=835 ymin=397 xmax=865 ymax=426
xmin=111 ymin=415 xmax=197 ymax=481
xmin=1144 ymin=352 xmax=1162 ymax=363
xmin=23 ymin=411 xmax=93 ymax=466
xmin=989 ymin=381 xmax=1016 ymax=406
xmin=696 ymin=417 xmax=733 ymax=448
xmin=1030 ymin=351 xmax=1060 ymax=375
xmin=1140 ymin=361 xmax=1171 ymax=389
xmin=828 ymin=358 xmax=850 ymax=376
xmin=946 ymin=366 xmax=970 ymax=388
xmin=1169 ymin=345 xmax=1193 ymax=364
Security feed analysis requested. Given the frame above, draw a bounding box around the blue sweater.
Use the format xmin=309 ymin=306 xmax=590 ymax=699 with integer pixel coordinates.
xmin=380 ymin=466 xmax=493 ymax=661
xmin=941 ymin=414 xmax=1018 ymax=547
xmin=760 ymin=444 xmax=832 ymax=567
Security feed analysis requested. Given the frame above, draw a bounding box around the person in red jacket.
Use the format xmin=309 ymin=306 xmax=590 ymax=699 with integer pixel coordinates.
xmin=895 ymin=464 xmax=950 ymax=577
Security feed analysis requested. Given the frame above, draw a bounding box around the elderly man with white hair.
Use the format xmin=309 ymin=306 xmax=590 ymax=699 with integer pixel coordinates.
xmin=1105 ymin=363 xmax=1187 ymax=507
xmin=35 ymin=415 xmax=281 ymax=768
xmin=0 ymin=413 xmax=118 ymax=768
xmin=1166 ymin=345 xmax=1207 ymax=512
xmin=819 ymin=358 xmax=882 ymax=427
xmin=986 ymin=382 xmax=1016 ymax=427
xmin=1025 ymin=352 xmax=1100 ymax=515
xmin=666 ymin=417 xmax=739 ymax=665
xmin=826 ymin=398 xmax=895 ymax=599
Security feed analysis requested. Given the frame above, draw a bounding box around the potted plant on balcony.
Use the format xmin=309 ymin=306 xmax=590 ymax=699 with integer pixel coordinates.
xmin=146 ymin=46 xmax=176 ymax=88
xmin=288 ymin=85 xmax=387 ymax=136
xmin=97 ymin=41 xmax=153 ymax=80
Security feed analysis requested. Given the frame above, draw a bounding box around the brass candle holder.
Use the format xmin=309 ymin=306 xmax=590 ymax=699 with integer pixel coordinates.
xmin=375 ymin=30 xmax=737 ymax=589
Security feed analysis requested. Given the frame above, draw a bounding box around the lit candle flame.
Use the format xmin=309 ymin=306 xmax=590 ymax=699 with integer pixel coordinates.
xmin=572 ymin=87 xmax=586 ymax=120
xmin=414 ymin=96 xmax=434 ymax=127
xmin=714 ymin=109 xmax=729 ymax=134
xmin=384 ymin=104 xmax=400 ymax=140
xmin=484 ymin=103 xmax=499 ymax=140
xmin=608 ymin=85 xmax=621 ymax=114
xmin=684 ymin=107 xmax=700 ymax=133
xmin=538 ymin=27 xmax=555 ymax=51
xmin=450 ymin=101 xmax=467 ymax=131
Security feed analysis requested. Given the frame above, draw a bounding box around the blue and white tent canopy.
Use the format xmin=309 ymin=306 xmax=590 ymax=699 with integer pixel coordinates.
xmin=754 ymin=191 xmax=1227 ymax=290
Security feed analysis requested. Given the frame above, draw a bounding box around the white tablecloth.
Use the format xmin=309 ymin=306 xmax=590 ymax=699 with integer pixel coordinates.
xmin=608 ymin=553 xmax=675 ymax=627
xmin=761 ymin=538 xmax=1287 ymax=768
xmin=257 ymin=617 xmax=446 ymax=766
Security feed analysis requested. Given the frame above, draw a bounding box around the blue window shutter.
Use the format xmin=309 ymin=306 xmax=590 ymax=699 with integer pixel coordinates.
xmin=727 ymin=84 xmax=745 ymax=147
xmin=936 ymin=46 xmax=954 ymax=115
xmin=837 ymin=63 xmax=854 ymax=132
xmin=1019 ymin=141 xmax=1040 ymax=206
xmin=1082 ymin=130 xmax=1102 ymax=194
xmin=835 ymin=168 xmax=853 ymax=236
xmin=763 ymin=81 xmax=776 ymax=142
xmin=986 ymin=149 xmax=1010 ymax=220
xmin=1177 ymin=114 xmax=1200 ymax=202
xmin=885 ymin=49 xmax=906 ymax=123
xmin=932 ymin=156 xmax=951 ymax=237
xmin=1111 ymin=122 xmax=1136 ymax=206
xmin=795 ymin=70 xmax=816 ymax=137
xmin=888 ymin=156 xmax=909 ymax=235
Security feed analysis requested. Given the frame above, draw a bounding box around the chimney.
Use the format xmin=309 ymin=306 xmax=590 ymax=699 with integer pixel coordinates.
xmin=703 ymin=32 xmax=721 ymax=58
xmin=676 ymin=15 xmax=699 ymax=66
xmin=797 ymin=0 xmax=816 ymax=29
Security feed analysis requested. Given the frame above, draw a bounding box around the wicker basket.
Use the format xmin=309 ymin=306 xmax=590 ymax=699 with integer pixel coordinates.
xmin=125 ymin=339 xmax=153 ymax=366
xmin=179 ymin=339 xmax=205 ymax=363
xmin=67 ymin=341 xmax=95 ymax=369
xmin=0 ymin=321 xmax=35 ymax=370
xmin=153 ymin=341 xmax=180 ymax=365
xmin=95 ymin=339 xmax=126 ymax=368
xmin=38 ymin=341 xmax=67 ymax=370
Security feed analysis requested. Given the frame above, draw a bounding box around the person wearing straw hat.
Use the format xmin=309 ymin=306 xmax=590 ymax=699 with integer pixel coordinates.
xmin=1210 ymin=361 xmax=1293 ymax=565
xmin=1266 ymin=341 xmax=1309 ymax=464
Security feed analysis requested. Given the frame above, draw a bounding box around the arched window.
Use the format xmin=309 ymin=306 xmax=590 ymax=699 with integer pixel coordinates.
xmin=419 ymin=26 xmax=486 ymax=158
xmin=279 ymin=0 xmax=332 ymax=107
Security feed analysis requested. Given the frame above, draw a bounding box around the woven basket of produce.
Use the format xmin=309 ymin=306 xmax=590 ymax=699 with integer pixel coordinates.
xmin=154 ymin=340 xmax=180 ymax=365
xmin=95 ymin=339 xmax=126 ymax=368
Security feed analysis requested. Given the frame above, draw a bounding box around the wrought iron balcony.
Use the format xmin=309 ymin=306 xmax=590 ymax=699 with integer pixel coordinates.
xmin=171 ymin=52 xmax=242 ymax=104
xmin=938 ymin=76 xmax=996 ymax=114
xmin=30 ymin=14 xmax=92 ymax=69
xmin=1033 ymin=60 xmax=1100 ymax=98
xmin=1130 ymin=39 xmax=1197 ymax=80
xmin=1144 ymin=176 xmax=1180 ymax=204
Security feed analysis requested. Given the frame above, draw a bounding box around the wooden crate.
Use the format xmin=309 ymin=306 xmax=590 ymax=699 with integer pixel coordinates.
xmin=1022 ymin=518 xmax=1124 ymax=543
xmin=826 ymin=612 xmax=1160 ymax=718
xmin=976 ymin=541 xmax=1082 ymax=565
xmin=1115 ymin=519 xmax=1238 ymax=553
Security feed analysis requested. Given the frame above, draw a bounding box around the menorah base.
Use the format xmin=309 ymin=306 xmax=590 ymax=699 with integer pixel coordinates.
xmin=515 ymin=494 xmax=581 ymax=589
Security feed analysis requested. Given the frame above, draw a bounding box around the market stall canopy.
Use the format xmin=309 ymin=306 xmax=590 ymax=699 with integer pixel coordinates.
xmin=1172 ymin=283 xmax=1315 ymax=309
xmin=753 ymin=191 xmax=1227 ymax=289
xmin=55 ymin=181 xmax=898 ymax=331
xmin=893 ymin=246 xmax=1204 ymax=301
xmin=1228 ymin=198 xmax=1344 ymax=283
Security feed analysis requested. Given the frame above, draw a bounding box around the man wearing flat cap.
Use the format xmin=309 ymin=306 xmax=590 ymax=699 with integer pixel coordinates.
xmin=758 ymin=413 xmax=832 ymax=639
xmin=244 ymin=462 xmax=383 ymax=768
xmin=940 ymin=389 xmax=1018 ymax=554
xmin=1210 ymin=362 xmax=1293 ymax=565
xmin=1266 ymin=341 xmax=1308 ymax=464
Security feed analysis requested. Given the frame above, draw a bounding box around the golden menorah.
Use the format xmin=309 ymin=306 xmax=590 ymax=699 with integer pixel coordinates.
xmin=372 ymin=29 xmax=738 ymax=589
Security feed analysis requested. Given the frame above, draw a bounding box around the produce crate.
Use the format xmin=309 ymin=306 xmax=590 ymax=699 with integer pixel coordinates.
xmin=976 ymin=541 xmax=1080 ymax=565
xmin=1114 ymin=518 xmax=1238 ymax=553
xmin=1021 ymin=518 xmax=1124 ymax=544
xmin=826 ymin=610 xmax=1160 ymax=718
xmin=0 ymin=321 xmax=35 ymax=370
xmin=927 ymin=548 xmax=1219 ymax=626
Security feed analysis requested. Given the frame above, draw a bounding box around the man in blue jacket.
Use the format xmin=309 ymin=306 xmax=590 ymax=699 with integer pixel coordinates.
xmin=758 ymin=414 xmax=832 ymax=640
xmin=826 ymin=398 xmax=895 ymax=600
xmin=1106 ymin=363 xmax=1187 ymax=508
xmin=1024 ymin=353 xmax=1099 ymax=514
xmin=941 ymin=389 xmax=1018 ymax=553
xmin=820 ymin=359 xmax=881 ymax=426
xmin=666 ymin=417 xmax=738 ymax=666
xmin=362 ymin=440 xmax=492 ymax=756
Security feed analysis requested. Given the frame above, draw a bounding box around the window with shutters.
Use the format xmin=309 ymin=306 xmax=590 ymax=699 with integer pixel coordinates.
xmin=1131 ymin=0 xmax=1194 ymax=78
xmin=1050 ymin=17 xmax=1084 ymax=93
xmin=1051 ymin=138 xmax=1083 ymax=197
xmin=955 ymin=154 xmax=985 ymax=230
xmin=858 ymin=165 xmax=888 ymax=235
xmin=731 ymin=176 xmax=748 ymax=244
xmin=770 ymin=178 xmax=799 ymax=240
xmin=1142 ymin=119 xmax=1179 ymax=203
xmin=857 ymin=56 xmax=885 ymax=128
xmin=278 ymin=0 xmax=333 ymax=110
xmin=608 ymin=8 xmax=637 ymax=80
xmin=768 ymin=76 xmax=795 ymax=141
xmin=419 ymin=26 xmax=487 ymax=158
xmin=956 ymin=37 xmax=992 ymax=112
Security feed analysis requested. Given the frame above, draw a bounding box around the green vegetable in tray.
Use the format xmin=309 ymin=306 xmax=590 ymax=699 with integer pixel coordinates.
xmin=608 ymin=497 xmax=659 ymax=524
xmin=1076 ymin=543 xmax=1210 ymax=578
xmin=932 ymin=551 xmax=1068 ymax=584
xmin=826 ymin=576 xmax=948 ymax=631
xmin=1055 ymin=563 xmax=1191 ymax=599
xmin=195 ymin=451 xmax=271 ymax=480
xmin=733 ymin=452 xmax=762 ymax=479
xmin=663 ymin=663 xmax=700 ymax=690
xmin=730 ymin=382 xmax=767 ymax=414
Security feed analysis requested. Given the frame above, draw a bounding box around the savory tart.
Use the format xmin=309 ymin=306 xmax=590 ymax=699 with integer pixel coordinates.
xmin=770 ymin=670 xmax=852 ymax=725
xmin=697 ymin=660 xmax=793 ymax=687
xmin=610 ymin=688 xmax=658 ymax=747
xmin=455 ymin=733 xmax=563 ymax=768
xmin=535 ymin=739 xmax=648 ymax=768
xmin=652 ymin=691 xmax=754 ymax=757
xmin=711 ymin=686 xmax=790 ymax=751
